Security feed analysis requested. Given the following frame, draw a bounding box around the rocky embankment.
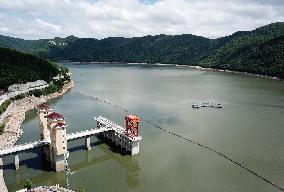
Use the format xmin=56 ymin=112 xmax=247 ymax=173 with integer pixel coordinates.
xmin=0 ymin=81 xmax=74 ymax=192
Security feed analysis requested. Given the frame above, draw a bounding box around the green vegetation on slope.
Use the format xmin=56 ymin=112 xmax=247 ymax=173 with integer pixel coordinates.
xmin=45 ymin=34 xmax=216 ymax=64
xmin=0 ymin=35 xmax=78 ymax=56
xmin=0 ymin=99 xmax=11 ymax=116
xmin=29 ymin=74 xmax=71 ymax=97
xmin=0 ymin=22 xmax=283 ymax=78
xmin=0 ymin=123 xmax=4 ymax=135
xmin=199 ymin=23 xmax=284 ymax=78
xmin=0 ymin=47 xmax=60 ymax=90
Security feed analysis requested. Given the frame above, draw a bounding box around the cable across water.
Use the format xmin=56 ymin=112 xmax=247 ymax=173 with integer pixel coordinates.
xmin=75 ymin=90 xmax=284 ymax=191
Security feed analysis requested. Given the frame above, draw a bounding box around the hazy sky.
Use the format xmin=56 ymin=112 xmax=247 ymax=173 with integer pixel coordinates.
xmin=0 ymin=0 xmax=283 ymax=39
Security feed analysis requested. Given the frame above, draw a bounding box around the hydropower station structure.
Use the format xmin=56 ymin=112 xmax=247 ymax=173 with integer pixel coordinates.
xmin=1 ymin=99 xmax=283 ymax=191
xmin=0 ymin=103 xmax=142 ymax=172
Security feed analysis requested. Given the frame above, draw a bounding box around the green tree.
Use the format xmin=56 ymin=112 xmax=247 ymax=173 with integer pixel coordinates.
xmin=24 ymin=179 xmax=32 ymax=190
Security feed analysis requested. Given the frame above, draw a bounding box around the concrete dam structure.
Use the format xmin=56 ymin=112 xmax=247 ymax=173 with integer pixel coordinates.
xmin=0 ymin=103 xmax=142 ymax=172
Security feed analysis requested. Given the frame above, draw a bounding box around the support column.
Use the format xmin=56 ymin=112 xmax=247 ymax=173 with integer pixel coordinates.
xmin=47 ymin=112 xmax=67 ymax=172
xmin=14 ymin=154 xmax=19 ymax=170
xmin=106 ymin=132 xmax=110 ymax=139
xmin=131 ymin=141 xmax=140 ymax=155
xmin=0 ymin=158 xmax=3 ymax=169
xmin=120 ymin=137 xmax=123 ymax=148
xmin=53 ymin=155 xmax=65 ymax=172
xmin=85 ymin=150 xmax=92 ymax=162
xmin=43 ymin=145 xmax=51 ymax=162
xmin=115 ymin=134 xmax=119 ymax=145
xmin=85 ymin=136 xmax=91 ymax=150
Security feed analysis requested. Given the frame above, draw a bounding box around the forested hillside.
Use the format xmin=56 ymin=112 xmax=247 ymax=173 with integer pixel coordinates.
xmin=0 ymin=22 xmax=283 ymax=78
xmin=199 ymin=22 xmax=284 ymax=78
xmin=0 ymin=47 xmax=59 ymax=90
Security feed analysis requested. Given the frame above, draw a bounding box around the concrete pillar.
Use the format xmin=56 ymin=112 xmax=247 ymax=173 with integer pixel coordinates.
xmin=47 ymin=112 xmax=67 ymax=172
xmin=123 ymin=138 xmax=127 ymax=149
xmin=50 ymin=152 xmax=64 ymax=172
xmin=85 ymin=150 xmax=91 ymax=162
xmin=43 ymin=145 xmax=51 ymax=162
xmin=85 ymin=136 xmax=91 ymax=150
xmin=53 ymin=155 xmax=65 ymax=172
xmin=120 ymin=138 xmax=123 ymax=148
xmin=50 ymin=147 xmax=54 ymax=169
xmin=131 ymin=141 xmax=140 ymax=155
xmin=15 ymin=168 xmax=20 ymax=184
xmin=127 ymin=141 xmax=131 ymax=152
xmin=115 ymin=134 xmax=119 ymax=145
xmin=0 ymin=158 xmax=3 ymax=169
xmin=14 ymin=154 xmax=19 ymax=170
xmin=106 ymin=132 xmax=110 ymax=139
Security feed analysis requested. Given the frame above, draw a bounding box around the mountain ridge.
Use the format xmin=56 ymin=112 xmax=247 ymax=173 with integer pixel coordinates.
xmin=0 ymin=22 xmax=283 ymax=78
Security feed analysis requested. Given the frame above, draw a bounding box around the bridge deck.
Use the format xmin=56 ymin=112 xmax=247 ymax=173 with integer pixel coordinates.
xmin=67 ymin=127 xmax=112 ymax=141
xmin=0 ymin=116 xmax=141 ymax=157
xmin=95 ymin=116 xmax=142 ymax=142
xmin=0 ymin=139 xmax=50 ymax=156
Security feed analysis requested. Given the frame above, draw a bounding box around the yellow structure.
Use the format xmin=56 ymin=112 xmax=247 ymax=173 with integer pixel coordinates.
xmin=46 ymin=112 xmax=67 ymax=172
xmin=36 ymin=103 xmax=53 ymax=140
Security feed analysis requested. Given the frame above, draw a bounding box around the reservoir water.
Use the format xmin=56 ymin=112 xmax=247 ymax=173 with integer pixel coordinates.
xmin=3 ymin=63 xmax=284 ymax=191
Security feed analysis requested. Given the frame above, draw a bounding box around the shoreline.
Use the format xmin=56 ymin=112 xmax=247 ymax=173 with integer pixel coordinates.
xmin=60 ymin=61 xmax=283 ymax=81
xmin=186 ymin=65 xmax=282 ymax=81
xmin=0 ymin=80 xmax=74 ymax=192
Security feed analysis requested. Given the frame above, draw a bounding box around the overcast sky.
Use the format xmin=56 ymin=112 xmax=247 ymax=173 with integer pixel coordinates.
xmin=0 ymin=0 xmax=283 ymax=40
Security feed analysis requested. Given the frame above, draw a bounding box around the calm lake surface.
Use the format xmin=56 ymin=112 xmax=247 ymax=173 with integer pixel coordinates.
xmin=4 ymin=63 xmax=284 ymax=192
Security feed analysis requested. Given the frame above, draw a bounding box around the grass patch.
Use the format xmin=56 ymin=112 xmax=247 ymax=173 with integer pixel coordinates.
xmin=0 ymin=99 xmax=11 ymax=116
xmin=0 ymin=122 xmax=5 ymax=135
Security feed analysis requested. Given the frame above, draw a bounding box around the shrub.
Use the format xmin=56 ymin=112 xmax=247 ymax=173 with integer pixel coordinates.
xmin=0 ymin=123 xmax=5 ymax=135
xmin=0 ymin=99 xmax=11 ymax=116
xmin=12 ymin=93 xmax=26 ymax=101
xmin=24 ymin=179 xmax=32 ymax=190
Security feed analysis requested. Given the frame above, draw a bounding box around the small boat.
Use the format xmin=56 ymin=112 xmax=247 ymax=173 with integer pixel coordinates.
xmin=214 ymin=104 xmax=224 ymax=108
xmin=192 ymin=104 xmax=201 ymax=109
xmin=192 ymin=102 xmax=224 ymax=109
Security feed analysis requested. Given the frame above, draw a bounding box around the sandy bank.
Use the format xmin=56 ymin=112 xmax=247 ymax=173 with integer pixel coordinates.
xmin=0 ymin=81 xmax=74 ymax=192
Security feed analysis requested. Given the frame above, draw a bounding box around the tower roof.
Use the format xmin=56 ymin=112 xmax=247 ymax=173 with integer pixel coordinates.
xmin=36 ymin=103 xmax=53 ymax=111
xmin=54 ymin=122 xmax=67 ymax=129
xmin=46 ymin=112 xmax=64 ymax=120
xmin=125 ymin=115 xmax=140 ymax=122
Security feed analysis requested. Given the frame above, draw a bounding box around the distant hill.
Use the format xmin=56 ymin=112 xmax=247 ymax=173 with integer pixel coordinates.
xmin=0 ymin=47 xmax=59 ymax=90
xmin=199 ymin=23 xmax=284 ymax=78
xmin=0 ymin=35 xmax=78 ymax=57
xmin=0 ymin=22 xmax=283 ymax=78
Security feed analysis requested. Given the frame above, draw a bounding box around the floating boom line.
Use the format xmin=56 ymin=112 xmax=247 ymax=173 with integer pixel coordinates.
xmin=75 ymin=90 xmax=284 ymax=191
